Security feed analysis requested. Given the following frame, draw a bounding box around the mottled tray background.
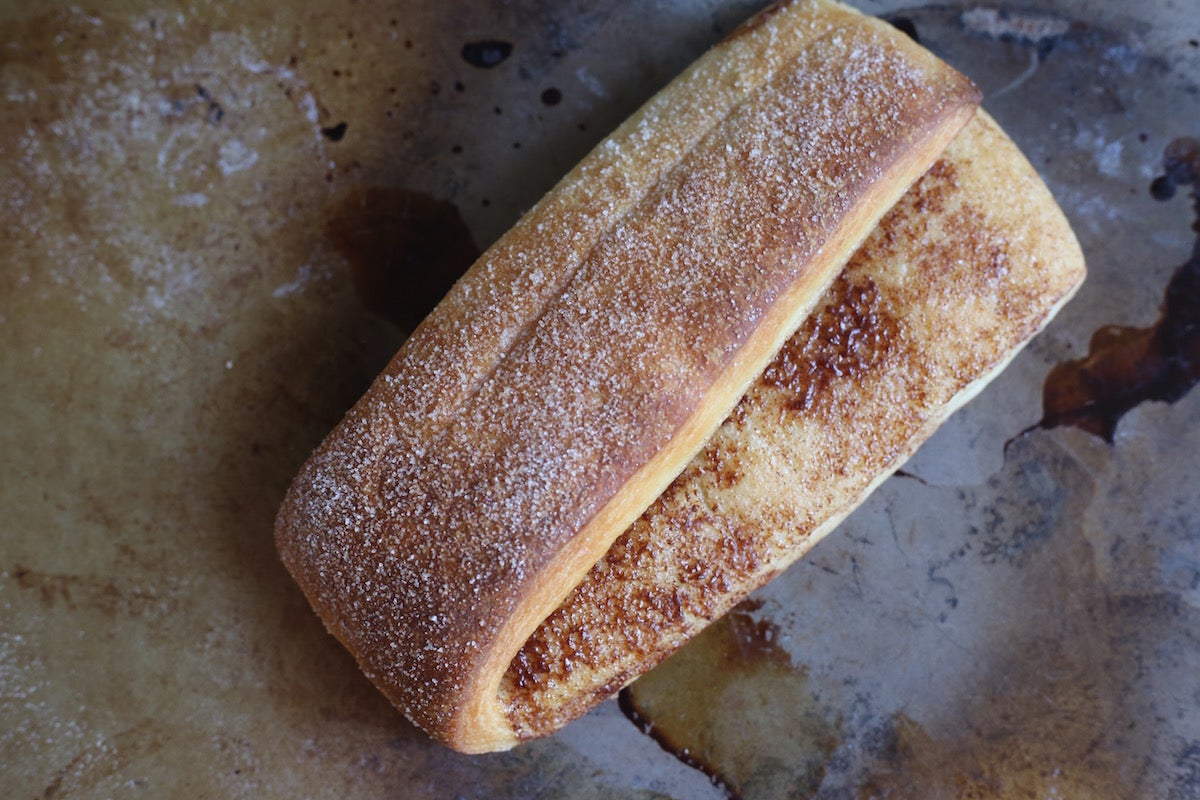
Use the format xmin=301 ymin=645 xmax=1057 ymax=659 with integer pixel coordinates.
xmin=2 ymin=1 xmax=1199 ymax=798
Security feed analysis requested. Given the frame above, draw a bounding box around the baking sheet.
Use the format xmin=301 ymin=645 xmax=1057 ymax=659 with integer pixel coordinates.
xmin=2 ymin=1 xmax=1199 ymax=797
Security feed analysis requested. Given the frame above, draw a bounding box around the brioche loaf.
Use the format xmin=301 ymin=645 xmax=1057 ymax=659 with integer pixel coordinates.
xmin=504 ymin=110 xmax=1085 ymax=739
xmin=276 ymin=0 xmax=996 ymax=753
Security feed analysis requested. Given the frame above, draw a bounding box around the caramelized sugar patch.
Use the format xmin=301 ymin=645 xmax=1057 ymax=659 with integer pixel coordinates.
xmin=761 ymin=275 xmax=901 ymax=415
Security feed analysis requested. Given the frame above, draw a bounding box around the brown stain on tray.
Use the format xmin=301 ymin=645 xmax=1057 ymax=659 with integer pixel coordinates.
xmin=325 ymin=187 xmax=480 ymax=332
xmin=1039 ymin=137 xmax=1200 ymax=441
xmin=759 ymin=273 xmax=902 ymax=416
xmin=619 ymin=602 xmax=838 ymax=800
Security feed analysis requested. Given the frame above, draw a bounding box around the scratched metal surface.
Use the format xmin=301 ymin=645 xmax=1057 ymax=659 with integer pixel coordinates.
xmin=2 ymin=1 xmax=1198 ymax=797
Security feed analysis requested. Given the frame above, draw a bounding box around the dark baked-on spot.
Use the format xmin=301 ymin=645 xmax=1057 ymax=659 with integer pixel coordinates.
xmin=324 ymin=187 xmax=480 ymax=332
xmin=320 ymin=121 xmax=348 ymax=142
xmin=460 ymin=40 xmax=513 ymax=69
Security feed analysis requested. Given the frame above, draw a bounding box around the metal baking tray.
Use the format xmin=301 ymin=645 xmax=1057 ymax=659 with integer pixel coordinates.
xmin=2 ymin=1 xmax=1198 ymax=796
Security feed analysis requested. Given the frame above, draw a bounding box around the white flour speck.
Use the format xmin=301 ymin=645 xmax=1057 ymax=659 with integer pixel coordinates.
xmin=174 ymin=193 xmax=209 ymax=207
xmin=574 ymin=66 xmax=608 ymax=98
xmin=299 ymin=93 xmax=319 ymax=125
xmin=218 ymin=139 xmax=258 ymax=175
xmin=272 ymin=262 xmax=316 ymax=297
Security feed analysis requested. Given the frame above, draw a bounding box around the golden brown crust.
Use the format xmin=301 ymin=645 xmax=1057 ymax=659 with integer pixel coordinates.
xmin=275 ymin=0 xmax=981 ymax=753
xmin=502 ymin=110 xmax=1086 ymax=739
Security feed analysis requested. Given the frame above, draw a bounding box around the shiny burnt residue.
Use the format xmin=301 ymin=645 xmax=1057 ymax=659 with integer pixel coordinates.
xmin=1039 ymin=137 xmax=1200 ymax=441
xmin=324 ymin=187 xmax=479 ymax=332
xmin=619 ymin=602 xmax=838 ymax=800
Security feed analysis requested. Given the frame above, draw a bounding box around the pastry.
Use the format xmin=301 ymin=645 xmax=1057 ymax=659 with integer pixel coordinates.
xmin=505 ymin=110 xmax=1085 ymax=740
xmin=275 ymin=0 xmax=1014 ymax=753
